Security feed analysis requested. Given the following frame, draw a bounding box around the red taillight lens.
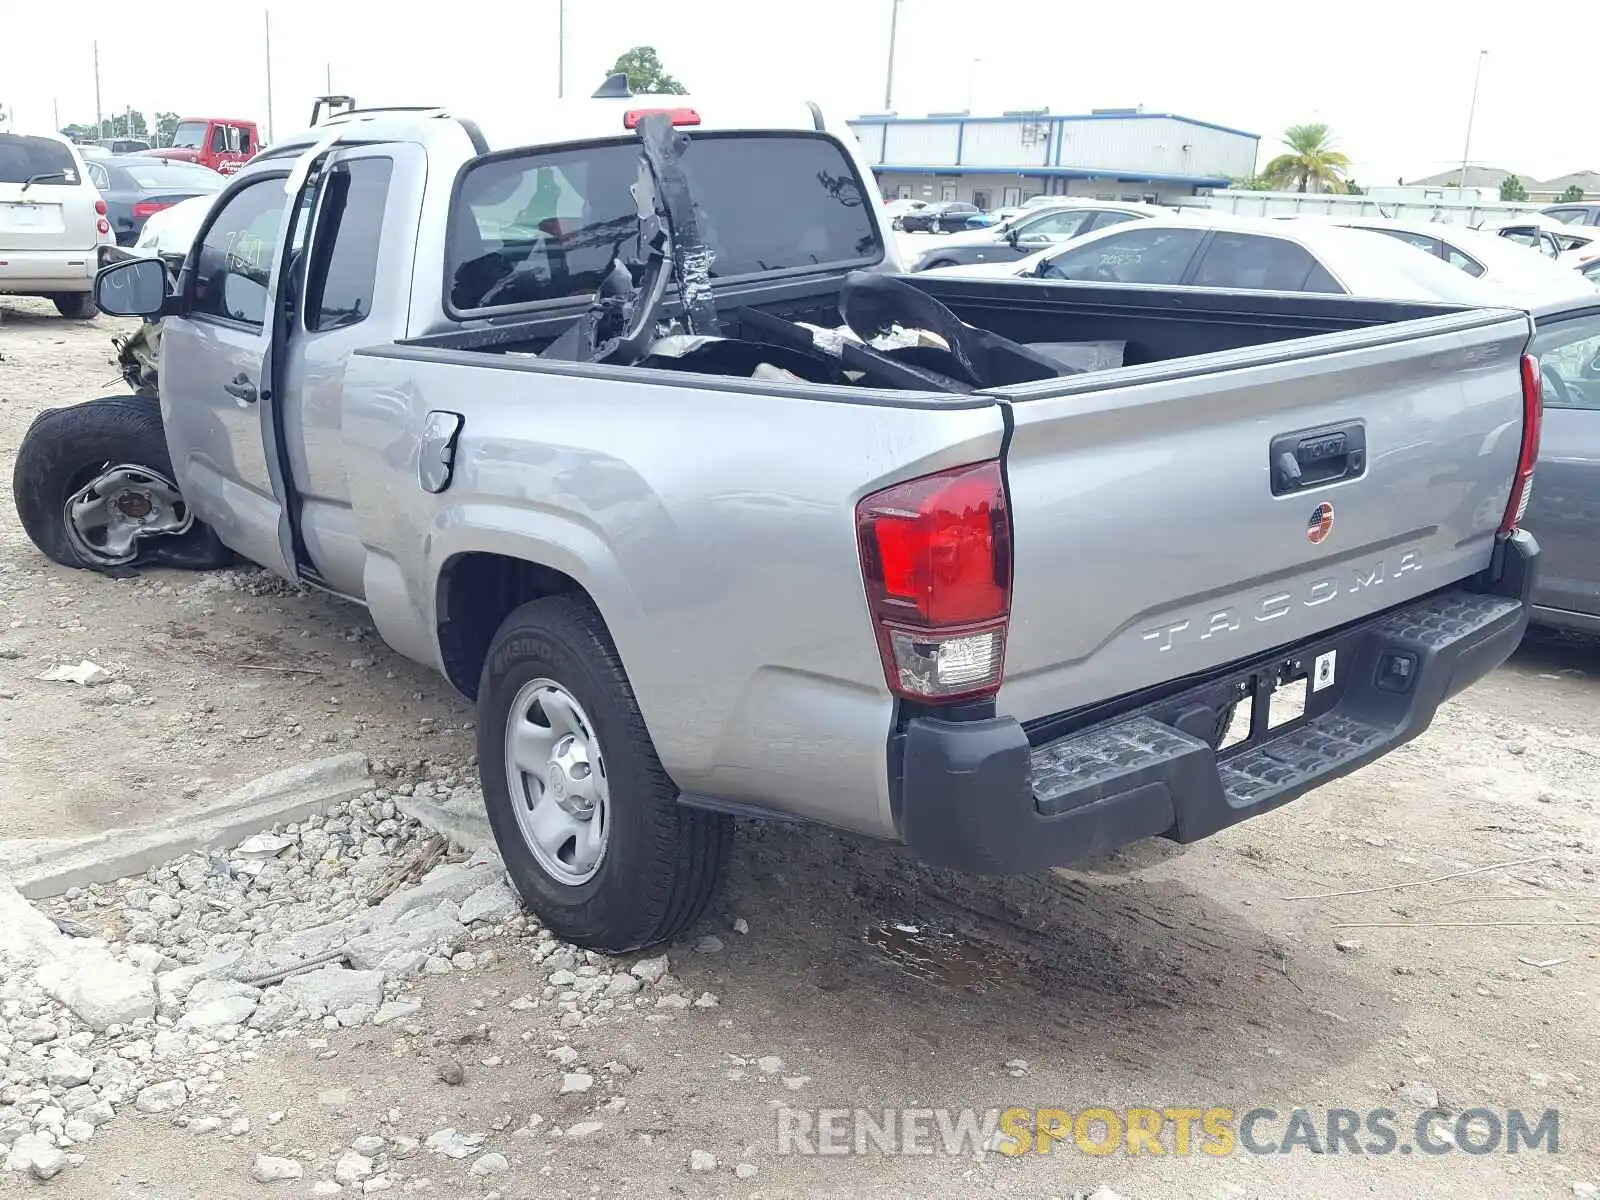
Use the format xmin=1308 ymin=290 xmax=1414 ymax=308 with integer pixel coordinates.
xmin=94 ymin=199 xmax=107 ymax=215
xmin=856 ymin=461 xmax=1012 ymax=701
xmin=96 ymin=217 xmax=110 ymax=235
xmin=132 ymin=201 xmax=172 ymax=219
xmin=1502 ymin=354 xmax=1543 ymax=535
xmin=623 ymin=107 xmax=701 ymax=129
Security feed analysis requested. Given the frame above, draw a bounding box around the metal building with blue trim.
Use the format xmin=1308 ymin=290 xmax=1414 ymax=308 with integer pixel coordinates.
xmin=847 ymin=109 xmax=1260 ymax=209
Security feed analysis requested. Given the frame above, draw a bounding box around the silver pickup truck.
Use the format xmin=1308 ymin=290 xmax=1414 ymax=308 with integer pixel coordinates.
xmin=13 ymin=85 xmax=1543 ymax=952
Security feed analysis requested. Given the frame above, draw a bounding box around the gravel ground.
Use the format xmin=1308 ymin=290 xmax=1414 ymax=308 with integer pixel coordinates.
xmin=2 ymin=298 xmax=1599 ymax=1199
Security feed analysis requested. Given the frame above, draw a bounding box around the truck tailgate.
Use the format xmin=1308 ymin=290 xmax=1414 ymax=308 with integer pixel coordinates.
xmin=994 ymin=309 xmax=1532 ymax=724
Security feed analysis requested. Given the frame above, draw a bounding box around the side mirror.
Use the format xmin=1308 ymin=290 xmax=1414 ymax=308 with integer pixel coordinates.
xmin=94 ymin=256 xmax=170 ymax=318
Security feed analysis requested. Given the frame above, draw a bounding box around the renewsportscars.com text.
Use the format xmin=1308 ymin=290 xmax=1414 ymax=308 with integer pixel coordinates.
xmin=774 ymin=1106 xmax=1560 ymax=1158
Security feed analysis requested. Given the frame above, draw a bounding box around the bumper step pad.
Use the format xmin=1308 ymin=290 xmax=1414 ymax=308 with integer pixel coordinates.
xmin=1025 ymin=587 xmax=1530 ymax=839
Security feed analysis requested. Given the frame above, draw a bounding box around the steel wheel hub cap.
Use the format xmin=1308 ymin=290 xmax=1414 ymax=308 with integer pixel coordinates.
xmin=503 ymin=680 xmax=610 ymax=885
xmin=64 ymin=463 xmax=193 ymax=567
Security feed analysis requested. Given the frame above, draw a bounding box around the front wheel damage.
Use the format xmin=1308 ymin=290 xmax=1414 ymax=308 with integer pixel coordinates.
xmin=12 ymin=394 xmax=234 ymax=574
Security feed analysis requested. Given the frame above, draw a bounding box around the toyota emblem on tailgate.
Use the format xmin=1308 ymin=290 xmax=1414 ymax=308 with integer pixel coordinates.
xmin=1307 ymin=501 xmax=1335 ymax=544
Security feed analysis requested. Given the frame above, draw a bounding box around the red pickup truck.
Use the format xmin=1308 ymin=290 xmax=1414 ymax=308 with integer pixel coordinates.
xmin=139 ymin=117 xmax=261 ymax=175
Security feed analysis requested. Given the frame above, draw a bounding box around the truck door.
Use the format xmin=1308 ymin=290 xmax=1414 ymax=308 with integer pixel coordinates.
xmin=276 ymin=143 xmax=420 ymax=599
xmin=158 ymin=168 xmax=302 ymax=580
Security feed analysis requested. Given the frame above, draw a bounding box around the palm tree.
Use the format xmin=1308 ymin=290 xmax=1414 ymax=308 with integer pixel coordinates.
xmin=1261 ymin=123 xmax=1351 ymax=193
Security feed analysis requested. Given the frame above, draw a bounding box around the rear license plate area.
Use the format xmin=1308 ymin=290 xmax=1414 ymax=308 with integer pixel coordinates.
xmin=1216 ymin=649 xmax=1338 ymax=754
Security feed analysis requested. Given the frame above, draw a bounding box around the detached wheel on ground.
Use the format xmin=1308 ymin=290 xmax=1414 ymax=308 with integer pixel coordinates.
xmin=476 ymin=595 xmax=732 ymax=952
xmin=12 ymin=394 xmax=233 ymax=572
xmin=51 ymin=293 xmax=95 ymax=319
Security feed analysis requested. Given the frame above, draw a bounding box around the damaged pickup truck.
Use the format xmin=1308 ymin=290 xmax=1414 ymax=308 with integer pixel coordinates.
xmin=12 ymin=83 xmax=1542 ymax=951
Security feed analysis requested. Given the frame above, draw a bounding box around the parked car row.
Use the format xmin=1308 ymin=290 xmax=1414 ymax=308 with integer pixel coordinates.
xmin=1 ymin=127 xmax=235 ymax=313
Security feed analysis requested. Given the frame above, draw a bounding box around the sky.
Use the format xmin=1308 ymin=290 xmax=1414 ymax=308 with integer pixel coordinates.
xmin=1 ymin=0 xmax=1589 ymax=186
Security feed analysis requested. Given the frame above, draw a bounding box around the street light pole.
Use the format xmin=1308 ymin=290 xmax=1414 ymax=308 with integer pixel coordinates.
xmin=264 ymin=10 xmax=274 ymax=144
xmin=92 ymin=40 xmax=102 ymax=139
xmin=883 ymin=0 xmax=903 ymax=111
xmin=557 ymin=0 xmax=566 ymax=98
xmin=1458 ymin=49 xmax=1487 ymax=190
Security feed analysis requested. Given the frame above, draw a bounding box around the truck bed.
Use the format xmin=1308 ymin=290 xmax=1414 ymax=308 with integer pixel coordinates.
xmin=395 ymin=274 xmax=1476 ymax=372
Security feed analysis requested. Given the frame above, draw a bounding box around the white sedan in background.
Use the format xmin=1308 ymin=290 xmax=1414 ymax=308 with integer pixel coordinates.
xmin=1291 ymin=216 xmax=1599 ymax=303
xmin=919 ymin=213 xmax=1507 ymax=303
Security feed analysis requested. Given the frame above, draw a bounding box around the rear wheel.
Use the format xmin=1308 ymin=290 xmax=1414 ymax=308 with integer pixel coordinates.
xmin=476 ymin=595 xmax=732 ymax=951
xmin=51 ymin=293 xmax=95 ymax=319
xmin=12 ymin=394 xmax=232 ymax=572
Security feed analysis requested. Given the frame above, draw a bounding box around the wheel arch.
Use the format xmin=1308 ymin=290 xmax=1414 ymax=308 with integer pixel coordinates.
xmin=437 ymin=552 xmax=578 ymax=698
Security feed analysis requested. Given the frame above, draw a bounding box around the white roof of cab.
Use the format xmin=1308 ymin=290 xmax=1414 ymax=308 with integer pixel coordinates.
xmin=268 ymin=91 xmax=837 ymax=159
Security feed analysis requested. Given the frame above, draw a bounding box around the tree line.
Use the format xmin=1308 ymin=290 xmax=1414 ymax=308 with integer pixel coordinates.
xmin=59 ymin=111 xmax=183 ymax=146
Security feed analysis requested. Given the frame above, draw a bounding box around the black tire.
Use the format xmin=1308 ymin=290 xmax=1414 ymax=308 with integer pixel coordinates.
xmin=52 ymin=293 xmax=95 ymax=319
xmin=476 ymin=595 xmax=732 ymax=952
xmin=12 ymin=394 xmax=232 ymax=572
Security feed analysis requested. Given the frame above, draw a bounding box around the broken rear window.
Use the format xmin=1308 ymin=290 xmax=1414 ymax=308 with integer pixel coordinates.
xmin=446 ymin=132 xmax=882 ymax=314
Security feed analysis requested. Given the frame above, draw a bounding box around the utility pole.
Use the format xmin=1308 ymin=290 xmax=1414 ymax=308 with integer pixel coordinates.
xmin=264 ymin=9 xmax=274 ymax=144
xmin=92 ymin=40 xmax=102 ymax=139
xmin=52 ymin=98 xmax=59 ymax=133
xmin=1458 ymin=49 xmax=1487 ymax=190
xmin=557 ymin=0 xmax=566 ymax=99
xmin=883 ymin=0 xmax=903 ymax=111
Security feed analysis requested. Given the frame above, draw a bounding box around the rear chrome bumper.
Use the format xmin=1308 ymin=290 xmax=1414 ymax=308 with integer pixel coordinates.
xmin=895 ymin=530 xmax=1538 ymax=874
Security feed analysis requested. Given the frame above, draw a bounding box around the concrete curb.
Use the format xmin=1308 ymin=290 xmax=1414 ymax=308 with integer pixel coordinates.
xmin=0 ymin=753 xmax=373 ymax=899
xmin=391 ymin=790 xmax=494 ymax=853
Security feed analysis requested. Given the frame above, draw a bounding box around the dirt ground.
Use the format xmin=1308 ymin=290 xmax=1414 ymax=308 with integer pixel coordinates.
xmin=2 ymin=298 xmax=1599 ymax=1199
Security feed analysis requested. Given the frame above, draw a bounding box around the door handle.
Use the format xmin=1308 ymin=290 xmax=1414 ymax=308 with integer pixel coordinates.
xmin=223 ymin=374 xmax=258 ymax=404
xmin=1269 ymin=422 xmax=1367 ymax=495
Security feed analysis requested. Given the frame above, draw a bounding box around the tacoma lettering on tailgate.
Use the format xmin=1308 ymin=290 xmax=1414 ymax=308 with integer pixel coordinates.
xmin=1140 ymin=550 xmax=1423 ymax=654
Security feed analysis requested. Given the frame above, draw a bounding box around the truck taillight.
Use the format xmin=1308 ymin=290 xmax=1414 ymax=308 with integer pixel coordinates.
xmin=1501 ymin=353 xmax=1543 ymax=535
xmin=94 ymin=199 xmax=107 ymax=216
xmin=623 ymin=107 xmax=701 ymax=129
xmin=856 ymin=461 xmax=1012 ymax=702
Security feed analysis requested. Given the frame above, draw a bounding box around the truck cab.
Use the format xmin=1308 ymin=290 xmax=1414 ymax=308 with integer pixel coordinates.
xmin=141 ymin=118 xmax=261 ymax=176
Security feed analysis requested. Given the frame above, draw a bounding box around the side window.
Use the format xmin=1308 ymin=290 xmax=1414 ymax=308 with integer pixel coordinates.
xmin=1544 ymin=209 xmax=1586 ymax=226
xmin=1443 ymin=245 xmax=1485 ymax=277
xmin=1188 ymin=232 xmax=1325 ymax=291
xmin=304 ymin=158 xmax=394 ymax=332
xmin=1018 ymin=209 xmax=1095 ymax=243
xmin=1086 ymin=210 xmax=1140 ymax=233
xmin=1531 ymin=315 xmax=1600 ymax=410
xmin=1040 ymin=227 xmax=1204 ymax=284
xmin=191 ymin=180 xmax=288 ymax=327
xmin=1300 ymin=260 xmax=1344 ymax=293
xmin=210 ymin=125 xmax=228 ymax=154
xmin=238 ymin=127 xmax=253 ymax=154
xmin=85 ymin=161 xmax=110 ymax=191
